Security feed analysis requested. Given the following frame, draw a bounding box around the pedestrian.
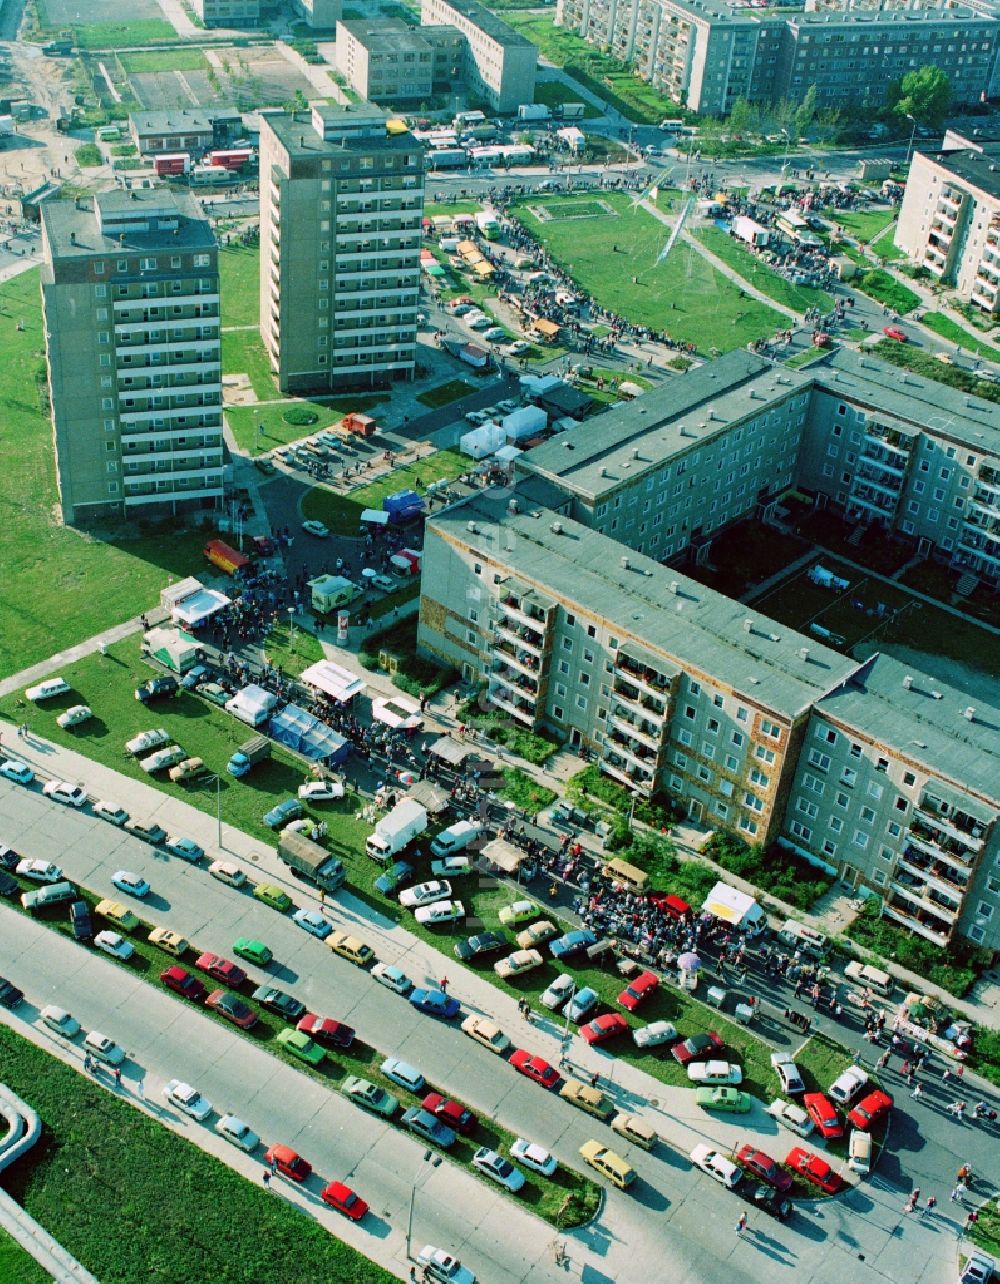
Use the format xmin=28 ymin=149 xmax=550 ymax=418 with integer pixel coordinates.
xmin=950 ymin=1185 xmax=962 ymax=1203
xmin=136 ymin=1077 xmax=145 ymax=1101
xmin=262 ymin=1171 xmax=271 ymax=1188
xmin=113 ymin=1068 xmax=122 ymax=1088
xmin=590 ymin=1073 xmax=599 ymax=1089
xmin=958 ymin=1164 xmax=972 ymax=1182
xmin=923 ymin=1196 xmax=937 ymax=1216
xmin=439 ymin=976 xmax=449 ymax=993
xmin=911 ymin=1083 xmax=923 ymax=1101
xmin=83 ymin=1052 xmax=93 ymax=1073
xmin=950 ymin=1101 xmax=967 ymax=1120
xmin=956 ymin=1180 xmax=968 ymax=1201
xmin=943 ymin=1067 xmax=951 ymax=1085
xmin=736 ymin=1212 xmax=747 ymax=1235
xmin=269 ymin=1154 xmax=278 ymax=1176
xmin=901 ymin=1060 xmax=911 ymax=1079
xmin=967 ymin=1210 xmax=979 ymax=1230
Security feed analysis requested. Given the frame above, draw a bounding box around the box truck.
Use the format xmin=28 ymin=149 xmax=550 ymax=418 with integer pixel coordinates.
xmin=366 ymin=799 xmax=427 ymax=863
xmin=517 ymin=104 xmax=550 ymax=121
xmin=203 ymin=539 xmax=252 ymax=576
xmin=278 ymin=828 xmax=346 ymax=892
xmin=227 ymin=735 xmax=272 ymax=778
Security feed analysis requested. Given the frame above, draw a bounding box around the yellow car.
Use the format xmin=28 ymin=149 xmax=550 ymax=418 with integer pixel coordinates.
xmin=327 ymin=932 xmax=374 ymax=967
xmin=611 ymin=1111 xmax=657 ymax=1151
xmin=559 ymin=1079 xmax=614 ymax=1121
xmin=461 ymin=1015 xmax=511 ymax=1055
xmin=579 ymin=1140 xmax=636 ymax=1190
xmin=96 ymin=899 xmax=139 ymax=931
xmin=148 ymin=927 xmax=189 ymax=957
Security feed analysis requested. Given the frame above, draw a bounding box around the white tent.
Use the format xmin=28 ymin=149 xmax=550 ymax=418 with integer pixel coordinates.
xmin=160 ymin=577 xmax=203 ymax=612
xmin=494 ymin=444 xmax=522 ymax=463
xmin=460 ymin=422 xmax=505 ymax=459
xmin=171 ymin=586 xmax=231 ymax=627
xmin=502 ymin=405 xmax=547 ymax=441
xmin=360 ymin=508 xmax=390 ymax=526
xmin=225 ymin=684 xmax=279 ymax=727
xmin=300 ymin=659 xmax=366 ymax=704
xmin=557 ymin=126 xmax=585 ymax=151
xmin=702 ymin=880 xmax=765 ymax=931
xmin=141 ymin=626 xmax=201 ymax=674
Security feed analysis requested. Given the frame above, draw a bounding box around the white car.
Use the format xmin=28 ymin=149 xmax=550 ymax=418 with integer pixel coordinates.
xmin=16 ymin=859 xmax=64 ymax=884
xmin=633 ymin=1020 xmax=678 ymax=1049
xmin=40 ymin=1005 xmax=80 ymax=1038
xmin=0 ymin=759 xmax=33 ymax=785
xmin=302 ymin=519 xmax=329 ymax=538
xmin=494 ymin=949 xmax=543 ymax=980
xmin=687 ymin=1060 xmax=742 ymax=1086
xmin=430 ymin=856 xmax=473 ymax=878
xmin=482 ymin=327 xmax=507 ymax=342
xmin=540 ymin=974 xmax=576 ymax=1011
xmin=94 ymin=930 xmax=135 ymax=961
xmin=26 ymin=677 xmax=70 ymax=702
xmin=563 ymin=987 xmax=598 ymax=1023
xmin=139 ymin=746 xmax=185 ymax=774
xmin=507 ymin=340 xmax=531 ymax=355
xmin=497 ymin=399 xmax=519 ymax=414
xmin=369 ymin=574 xmax=396 ymax=593
xmin=461 ymin=1015 xmax=510 ymax=1055
xmin=416 ymin=1247 xmax=476 ymax=1284
xmin=828 ymin=1065 xmax=869 ymax=1105
xmin=208 ymin=860 xmax=246 ymax=888
xmin=690 ymin=1142 xmax=742 ymax=1189
xmin=292 ymin=908 xmax=333 ymax=939
xmin=371 ymin=962 xmax=412 ymax=994
xmin=297 ymin=780 xmax=345 ymax=801
xmin=215 ymin=1113 xmax=260 ymax=1152
xmin=510 ymin=1137 xmax=557 ymax=1177
xmin=163 ymin=1079 xmax=213 ymax=1121
xmin=93 ymin=800 xmax=130 ymax=827
xmin=125 ymin=728 xmax=170 ymax=756
xmin=84 ymin=1031 xmax=125 ymax=1065
xmin=771 ymin=1051 xmax=805 ymax=1096
xmin=472 ymin=1147 xmax=525 ymax=1192
xmin=767 ymin=1098 xmax=815 ymax=1138
xmin=57 ymin=704 xmax=92 ymax=729
xmin=42 ymin=780 xmax=88 ymax=808
xmin=399 ymin=880 xmax=452 ymax=909
xmin=112 ymin=870 xmax=151 ymax=899
xmin=415 ymin=899 xmax=466 ymax=926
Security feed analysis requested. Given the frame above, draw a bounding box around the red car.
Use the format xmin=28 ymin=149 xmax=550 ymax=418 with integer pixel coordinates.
xmin=786 ymin=1146 xmax=845 ymax=1194
xmin=882 ymin=326 xmax=907 ymax=342
xmin=321 ymin=1180 xmax=368 ymax=1220
xmin=159 ymin=965 xmax=206 ymax=1002
xmin=648 ymin=892 xmax=690 ymax=920
xmin=195 ymin=952 xmax=247 ymax=988
xmin=297 ymin=1014 xmax=355 ymax=1049
xmin=264 ymin=1144 xmax=312 ymax=1182
xmin=510 ymin=1048 xmax=559 ymax=1089
xmin=618 ymin=970 xmax=659 ymax=1011
xmin=581 ymin=1013 xmax=629 ymax=1045
xmin=848 ymin=1089 xmax=893 ymax=1132
xmin=205 ymin=988 xmax=258 ymax=1030
xmin=671 ymin=1032 xmax=724 ymax=1065
xmin=803 ymin=1091 xmax=844 ymax=1141
xmin=736 ymin=1144 xmax=793 ymax=1193
xmin=422 ymin=1092 xmax=478 ymax=1136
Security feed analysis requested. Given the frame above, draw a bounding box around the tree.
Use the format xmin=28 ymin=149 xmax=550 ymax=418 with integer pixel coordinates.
xmin=728 ymin=96 xmax=752 ymax=136
xmin=889 ymin=65 xmax=952 ymax=128
xmin=794 ymin=84 xmax=817 ymax=138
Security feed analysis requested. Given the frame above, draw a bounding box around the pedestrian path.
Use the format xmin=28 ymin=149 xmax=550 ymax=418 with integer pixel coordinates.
xmin=0 ymin=614 xmax=148 ymax=700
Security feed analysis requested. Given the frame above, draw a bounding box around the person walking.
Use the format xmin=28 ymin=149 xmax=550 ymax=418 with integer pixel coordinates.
xmin=911 ymin=1083 xmax=924 ymax=1101
xmin=735 ymin=1212 xmax=748 ymax=1236
xmin=951 ymin=1185 xmax=963 ymax=1203
xmin=262 ymin=1171 xmax=271 ymax=1188
xmin=922 ymin=1196 xmax=937 ymax=1216
xmin=950 ymin=1101 xmax=968 ymax=1121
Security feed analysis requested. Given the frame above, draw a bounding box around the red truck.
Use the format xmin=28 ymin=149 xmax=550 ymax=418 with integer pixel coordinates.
xmin=154 ymin=153 xmax=191 ymax=176
xmin=339 ymin=412 xmax=376 ymax=438
xmin=203 ymin=539 xmax=252 ymax=576
xmin=209 ymin=148 xmax=254 ymax=170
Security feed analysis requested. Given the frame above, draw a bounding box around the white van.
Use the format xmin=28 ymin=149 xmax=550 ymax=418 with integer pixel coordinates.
xmin=845 ymin=961 xmax=892 ymax=996
xmin=25 ymin=677 xmax=70 ymax=702
xmin=430 ymin=821 xmax=482 ymax=859
xmin=777 ymin=920 xmax=829 ymax=959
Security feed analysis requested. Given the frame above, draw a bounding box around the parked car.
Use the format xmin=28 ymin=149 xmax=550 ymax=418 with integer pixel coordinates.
xmin=409 ymin=988 xmax=461 ymax=1019
xmin=771 ymin=1052 xmax=805 ymax=1096
xmin=134 ymin=676 xmax=179 ymax=703
xmin=40 ymin=1005 xmax=80 ymax=1038
xmin=111 ymin=870 xmax=151 ymax=899
xmin=416 ymin=1246 xmax=476 ymax=1284
xmin=423 ymin=1092 xmax=477 ymax=1136
xmin=736 ymin=1144 xmax=793 ymax=1193
xmin=327 ymin=932 xmax=374 ymax=966
xmin=767 ymin=1098 xmax=815 ymax=1137
xmin=672 ymin=1032 xmax=724 ymax=1065
xmin=263 ymin=1144 xmax=312 ymax=1182
xmin=549 ymin=929 xmax=597 ymax=960
xmin=454 ymin=932 xmax=507 ymax=962
xmin=578 ymin=1140 xmax=637 ymax=1190
xmin=495 ymin=949 xmax=543 ymax=980
xmin=696 ymin=1086 xmax=752 ymax=1113
xmin=0 ymin=978 xmax=23 ymax=1009
xmin=297 ymin=1014 xmax=354 ymax=1048
xmin=209 ymin=860 xmax=247 ymax=889
xmin=611 ymin=1112 xmax=657 ymax=1151
xmin=540 ymin=973 xmax=576 ymax=1011
xmin=510 ymin=1049 xmax=559 ymax=1089
xmin=276 ymin=1028 xmax=325 ymax=1066
xmin=206 ymin=990 xmax=258 ymax=1029
xmin=84 ymin=1031 xmax=125 ymax=1065
xmin=16 ymin=859 xmax=64 ymax=883
xmin=252 ymin=986 xmax=305 ymax=1020
xmin=402 ymin=1106 xmax=457 ymax=1148
xmin=786 ymin=1146 xmax=845 ymax=1193
xmin=148 ymin=928 xmax=188 ymax=957
xmin=56 ymin=704 xmax=92 ymax=729
xmin=803 ymin=1092 xmax=844 ymax=1140
xmin=510 ymin=1137 xmax=557 ymax=1177
xmin=164 ymin=836 xmax=203 ymax=863
xmin=563 ymin=985 xmax=599 ymax=1023
xmin=159 ymin=966 xmax=206 ymax=1001
xmin=94 ymin=930 xmax=134 ymax=960
xmin=321 ymin=1181 xmax=369 ymax=1221
xmin=69 ymin=900 xmax=94 ymax=941
xmin=847 ymin=1089 xmax=893 ymax=1132
xmin=343 ymin=1076 xmax=399 ymax=1118
xmin=93 ymin=800 xmax=130 ymax=827
xmin=415 ymin=900 xmax=466 ymax=926
xmin=687 ymin=1060 xmax=742 ymax=1086
xmin=371 ymin=962 xmax=411 ymax=994
xmin=498 ymin=900 xmax=537 ymax=926
xmin=0 ymin=759 xmax=33 ymax=785
xmin=473 ymin=1147 xmax=525 ymax=1192
xmin=263 ymin=799 xmax=303 ymax=829
xmin=882 ymin=326 xmax=907 ymax=342
xmin=292 ymin=908 xmax=333 ymax=939
xmin=560 ymin=1079 xmax=614 ymax=1120
xmin=195 ymin=953 xmax=247 ymax=987
xmin=252 ymin=883 xmax=292 ymax=911
xmin=516 ymin=920 xmax=558 ymax=949
xmin=581 ymin=1014 xmax=629 ymax=1045
xmin=215 ymin=1114 xmax=259 ymax=1152
xmin=96 ymin=900 xmax=139 ymax=931
xmin=618 ymin=970 xmax=659 ymax=1011
xmin=163 ymin=1079 xmax=213 ymax=1121
xmin=690 ymin=1142 xmax=742 ymax=1189
xmin=373 ymin=860 xmax=413 ymax=896
xmin=41 ymin=781 xmax=88 ymax=808
xmin=124 ymin=820 xmax=167 ymax=845
xmin=461 ymin=1015 xmax=510 ymax=1055
xmin=633 ymin=1020 xmax=678 ymax=1049
xmin=380 ymin=1057 xmax=425 ymax=1093
xmin=829 ymin=1066 xmax=869 ymax=1105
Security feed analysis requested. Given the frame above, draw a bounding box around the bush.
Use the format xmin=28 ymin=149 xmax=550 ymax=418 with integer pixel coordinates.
xmin=846 ymin=898 xmax=985 ymax=997
xmin=566 ymin=765 xmax=677 ymax=830
xmin=501 ymin=767 xmax=556 ymax=814
xmin=75 ymin=143 xmax=103 ymax=167
xmin=856 ymin=269 xmax=920 ymax=315
xmin=704 ymin=833 xmax=834 ymax=912
xmin=359 ymin=617 xmax=456 ymax=697
xmin=282 ymin=405 xmax=320 ymax=426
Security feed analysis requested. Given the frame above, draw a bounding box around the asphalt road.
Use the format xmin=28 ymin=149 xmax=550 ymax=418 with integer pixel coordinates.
xmin=0 ymin=773 xmax=987 ymax=1283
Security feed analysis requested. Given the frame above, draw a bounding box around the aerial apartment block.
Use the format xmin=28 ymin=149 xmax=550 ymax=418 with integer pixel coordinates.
xmin=420 ymin=0 xmax=538 ymax=112
xmin=190 ymin=0 xmax=259 ymax=27
xmin=258 ymin=103 xmax=424 ymax=393
xmin=334 ymin=19 xmax=465 ymax=103
xmin=40 ymin=190 xmax=224 ymax=525
xmin=554 ymin=0 xmax=999 ymax=114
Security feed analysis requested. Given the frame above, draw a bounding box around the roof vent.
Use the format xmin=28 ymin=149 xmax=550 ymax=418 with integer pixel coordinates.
xmin=69 ymin=230 xmax=77 ymax=245
xmin=508 ymin=499 xmax=518 ymax=514
xmin=631 ymin=447 xmax=640 ymax=459
xmin=467 ymin=521 xmax=477 ymax=534
xmin=670 ymin=580 xmax=679 ymax=594
xmin=769 ymin=633 xmax=780 ymax=643
xmin=621 ymin=555 xmax=630 ymax=570
xmin=743 ymin=618 xmax=754 ymax=634
xmin=599 ymin=466 xmax=608 ymax=477
xmin=550 ymin=521 xmax=563 ymax=535
xmin=798 ymin=647 xmax=809 ymax=661
xmin=963 ymin=706 xmax=976 ymax=721
xmin=931 ymin=691 xmax=943 ymax=700
xmin=902 ymin=674 xmax=913 ymax=689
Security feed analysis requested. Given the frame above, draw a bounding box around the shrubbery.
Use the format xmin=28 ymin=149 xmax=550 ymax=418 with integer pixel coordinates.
xmin=846 ymin=897 xmax=987 ymax=997
xmin=705 ymin=832 xmax=834 ymax=912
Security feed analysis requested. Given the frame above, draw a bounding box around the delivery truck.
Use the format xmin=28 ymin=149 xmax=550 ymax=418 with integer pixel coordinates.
xmin=155 ymin=153 xmax=191 ymax=177
xmin=366 ymin=799 xmax=427 ymax=864
xmin=517 ymin=103 xmax=550 ymax=121
xmin=226 ymin=735 xmax=272 ymax=778
xmin=203 ymin=539 xmax=252 ymax=576
xmin=278 ymin=828 xmax=346 ymax=892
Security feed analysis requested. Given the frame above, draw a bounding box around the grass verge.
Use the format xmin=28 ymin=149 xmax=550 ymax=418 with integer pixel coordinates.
xmin=694 ymin=226 xmax=833 ymax=314
xmin=501 ymin=768 xmax=557 ymax=815
xmin=219 ymin=243 xmax=261 ymax=328
xmin=72 ymin=18 xmax=177 ymax=46
xmin=417 ymin=379 xmax=476 ymax=408
xmin=120 ymin=48 xmax=209 ymax=73
xmin=0 ymin=1229 xmax=50 ymax=1284
xmin=226 ymin=395 xmax=390 ymax=457
xmin=221 ymin=329 xmax=279 ymax=402
xmin=301 ymin=448 xmax=468 ymax=536
xmin=919 ymin=312 xmax=1000 ymax=361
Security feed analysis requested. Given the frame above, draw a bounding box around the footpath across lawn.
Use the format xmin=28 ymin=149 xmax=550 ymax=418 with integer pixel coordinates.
xmin=0 ymin=1026 xmax=395 ymax=1284
xmin=694 ymin=226 xmax=833 ymax=314
xmin=301 ymin=448 xmax=469 ymax=536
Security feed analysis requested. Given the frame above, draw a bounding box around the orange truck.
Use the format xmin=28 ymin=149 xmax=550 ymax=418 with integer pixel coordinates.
xmin=340 ymin=412 xmax=376 ymax=438
xmin=203 ymin=539 xmax=252 ymax=576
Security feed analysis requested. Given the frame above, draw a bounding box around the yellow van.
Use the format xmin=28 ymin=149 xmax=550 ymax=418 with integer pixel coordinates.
xmin=579 ymin=1140 xmax=637 ymax=1189
xmin=602 ymin=858 xmax=648 ymax=893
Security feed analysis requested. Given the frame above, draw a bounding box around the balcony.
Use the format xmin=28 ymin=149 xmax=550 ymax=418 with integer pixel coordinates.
xmin=905 ymin=822 xmax=976 ymax=869
xmin=124 ymin=483 xmax=223 ymax=506
xmin=863 ymin=426 xmax=912 ymax=457
xmin=881 ymin=898 xmax=954 ymax=945
xmin=847 ymin=492 xmax=896 ymax=521
xmin=605 ymin=728 xmax=658 ymax=769
xmin=492 ymin=640 xmax=540 ymax=679
xmin=611 ymin=674 xmax=667 ymax=719
xmin=607 ymin=708 xmax=662 ymax=752
xmin=897 ymin=847 xmax=969 ymax=897
xmin=600 ymin=751 xmax=655 ymax=795
xmin=114 ymin=293 xmax=219 ymax=312
xmin=891 ymin=872 xmax=961 ymax=922
xmin=490 ymin=666 xmax=538 ymax=701
xmin=615 ymin=653 xmax=673 ymax=698
xmin=916 ymin=799 xmax=988 ymax=850
xmin=487 ymin=688 xmax=535 ymax=727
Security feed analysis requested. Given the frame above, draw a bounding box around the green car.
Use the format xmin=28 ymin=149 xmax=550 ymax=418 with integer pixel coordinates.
xmin=253 ymin=884 xmax=292 ymax=912
xmin=696 ymin=1086 xmax=752 ymax=1113
xmin=276 ymin=1029 xmax=325 ymax=1067
xmin=342 ymin=1075 xmax=399 ymax=1118
xmin=233 ymin=937 xmax=273 ymax=966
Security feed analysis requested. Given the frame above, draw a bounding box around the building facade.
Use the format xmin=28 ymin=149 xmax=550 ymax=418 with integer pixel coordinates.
xmin=190 ymin=0 xmax=259 ymax=27
xmin=555 ymin=0 xmax=1000 ymax=113
xmin=335 ymin=19 xmax=463 ymax=103
xmin=258 ymin=104 xmax=424 ymax=394
xmin=293 ymin=0 xmax=341 ymax=28
xmin=40 ymin=190 xmax=224 ymax=525
xmin=420 ymin=0 xmax=537 ymax=112
xmin=129 ymin=109 xmax=242 ymax=157
xmin=896 ymin=147 xmax=1000 ymax=320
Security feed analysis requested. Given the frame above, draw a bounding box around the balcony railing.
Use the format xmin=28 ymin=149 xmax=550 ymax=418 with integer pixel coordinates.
xmin=915 ymin=802 xmax=987 ymax=850
xmin=600 ymin=752 xmax=654 ymax=795
xmin=905 ymin=824 xmax=975 ymax=869
xmin=494 ymin=618 xmax=545 ymax=654
xmin=891 ymin=874 xmax=960 ymax=922
xmin=616 ymin=654 xmax=672 ymax=695
xmin=898 ymin=848 xmax=969 ymax=897
xmin=607 ymin=708 xmax=662 ymax=752
xmin=882 ymin=898 xmax=954 ymax=945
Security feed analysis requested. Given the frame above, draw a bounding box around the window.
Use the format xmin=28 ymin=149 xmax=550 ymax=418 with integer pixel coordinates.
xmin=713 ymin=694 xmax=724 ymax=709
xmin=761 ymin=720 xmax=781 ymax=740
xmin=840 ymin=767 xmax=857 ymax=788
xmin=852 ymin=830 xmax=870 ymax=850
xmin=822 ymin=840 xmax=838 ymax=857
xmin=750 ymin=768 xmax=770 ymax=788
xmin=697 ymin=765 xmax=712 ymax=782
xmin=558 ymin=660 xmax=569 ymax=676
xmin=977 ymin=902 xmax=994 ymax=921
xmin=707 ymin=718 xmax=719 ymax=735
xmin=720 ymin=780 xmax=734 ymax=797
xmin=678 ymin=728 xmax=693 ymax=747
xmin=580 ymin=672 xmax=590 ymax=688
xmin=562 ymin=637 xmax=572 ymax=651
xmin=849 ymin=742 xmax=862 ymax=759
xmin=903 ymin=771 xmax=916 ymax=786
xmin=95 ymin=284 xmax=107 ymax=299
xmin=867 ymin=782 xmax=884 ymax=801
xmin=744 ymin=792 xmax=764 ymax=813
xmin=797 ymin=798 xmax=819 ymax=819
xmin=194 ymin=254 xmax=210 ymax=268
xmin=802 ymin=772 xmax=824 ymax=795
xmin=861 ymin=806 xmax=876 ymax=824
xmin=807 ymin=749 xmax=831 ymax=771
xmin=715 ymin=801 xmax=730 ymax=819
xmin=790 ymin=821 xmax=812 ymax=841
xmin=739 ymin=817 xmax=758 ymax=836
xmin=895 ymin=796 xmax=908 ymax=813
xmin=821 ymin=727 xmax=837 ymax=745
xmin=554 ymin=682 xmax=566 ymax=698
xmin=689 ymin=681 xmax=701 ymax=696
xmin=724 ymin=754 xmax=739 ymax=771
xmin=835 ymin=791 xmax=849 ymax=808
xmin=552 ymin=706 xmax=564 ymax=720
xmin=466 ymin=630 xmax=476 ymax=645
xmin=673 ymin=751 xmax=688 ymax=769
xmin=887 ymin=821 xmax=901 ymax=838
xmin=575 ymin=695 xmax=588 ymax=711
xmin=755 ymin=746 xmax=776 ymax=765
xmin=731 ymin=731 xmax=745 ymax=748
xmin=736 ymin=707 xmax=748 ymax=722
xmin=684 ymin=704 xmax=696 ymax=720
xmin=829 ymin=816 xmax=843 ymax=833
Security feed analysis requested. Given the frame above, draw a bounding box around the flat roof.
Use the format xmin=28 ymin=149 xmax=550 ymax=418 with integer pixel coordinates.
xmin=817 ymin=655 xmax=999 ymax=808
xmin=518 ymin=350 xmax=809 ymax=502
xmin=338 ymin=17 xmax=433 ymax=52
xmin=911 ymin=146 xmax=1000 ymax=201
xmin=42 ymin=189 xmax=214 ymax=259
xmin=813 ymin=348 xmax=1000 ymax=455
xmin=265 ymin=108 xmax=419 ymax=158
xmin=130 ymin=109 xmax=234 ymax=134
xmin=785 ymin=4 xmax=989 ymax=23
xmin=429 ymin=490 xmax=858 ymax=719
xmin=430 ymin=0 xmax=534 ymax=47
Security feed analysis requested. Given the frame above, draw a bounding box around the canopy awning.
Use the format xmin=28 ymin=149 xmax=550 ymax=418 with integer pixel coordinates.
xmin=360 ymin=508 xmax=390 ymax=526
xmin=171 ymin=587 xmax=231 ymax=626
xmin=481 ymin=837 xmax=529 ymax=874
xmin=429 ymin=735 xmax=471 ymax=766
xmin=300 ymin=660 xmax=366 ymax=704
xmin=703 ymin=880 xmax=762 ymax=926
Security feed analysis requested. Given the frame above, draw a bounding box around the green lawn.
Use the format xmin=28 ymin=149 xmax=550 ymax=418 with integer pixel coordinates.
xmin=72 ymin=18 xmax=177 ymax=46
xmin=75 ymin=143 xmax=102 ymax=167
xmin=694 ymin=226 xmax=834 ymax=314
xmin=511 ymin=193 xmax=785 ymax=354
xmin=823 ymin=206 xmax=897 ymax=246
xmin=0 ymin=270 xmax=207 ymax=681
xmin=260 ymin=620 xmax=324 ymax=676
xmin=919 ymin=312 xmax=1000 ymax=360
xmin=0 ymin=1231 xmax=50 ymax=1284
xmin=531 ymin=81 xmax=603 ymax=119
xmin=120 ymin=48 xmax=209 ymax=73
xmin=785 ymin=346 xmax=829 ymax=368
xmin=221 ymin=329 xmax=279 ymax=402
xmin=301 ymin=448 xmax=469 ymax=536
xmin=367 ymin=577 xmax=421 ymax=620
xmin=226 ymin=394 xmax=390 ymax=456
xmin=0 ymin=1026 xmax=395 ymax=1284
xmin=854 ymin=269 xmax=920 ymax=315
xmin=424 ymin=200 xmax=483 ymax=217
xmin=501 ymin=767 xmax=557 ymax=815
xmin=219 ymin=244 xmax=261 ymax=328
xmin=417 ymin=378 xmax=476 ymax=408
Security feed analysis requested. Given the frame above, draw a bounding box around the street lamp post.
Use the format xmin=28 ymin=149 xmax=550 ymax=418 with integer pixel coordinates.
xmin=904 ymin=113 xmax=918 ymax=170
xmin=780 ymin=128 xmax=790 ymax=175
xmin=208 ymin=774 xmax=222 ymax=848
xmin=287 ymin=604 xmax=296 ymax=643
xmin=406 ymin=1151 xmax=436 ymax=1260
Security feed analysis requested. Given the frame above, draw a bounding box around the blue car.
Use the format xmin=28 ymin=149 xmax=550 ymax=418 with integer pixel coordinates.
xmin=0 ymin=759 xmax=33 ymax=785
xmin=408 ymin=987 xmax=461 ymax=1019
xmin=374 ymin=860 xmax=413 ymax=897
xmin=550 ymin=929 xmax=597 ymax=960
xmin=292 ymin=908 xmax=333 ymax=940
xmin=263 ymin=799 xmax=303 ymax=829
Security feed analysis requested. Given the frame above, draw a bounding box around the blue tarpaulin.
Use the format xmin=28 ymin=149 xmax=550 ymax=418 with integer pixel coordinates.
xmin=269 ymin=704 xmax=350 ymax=763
